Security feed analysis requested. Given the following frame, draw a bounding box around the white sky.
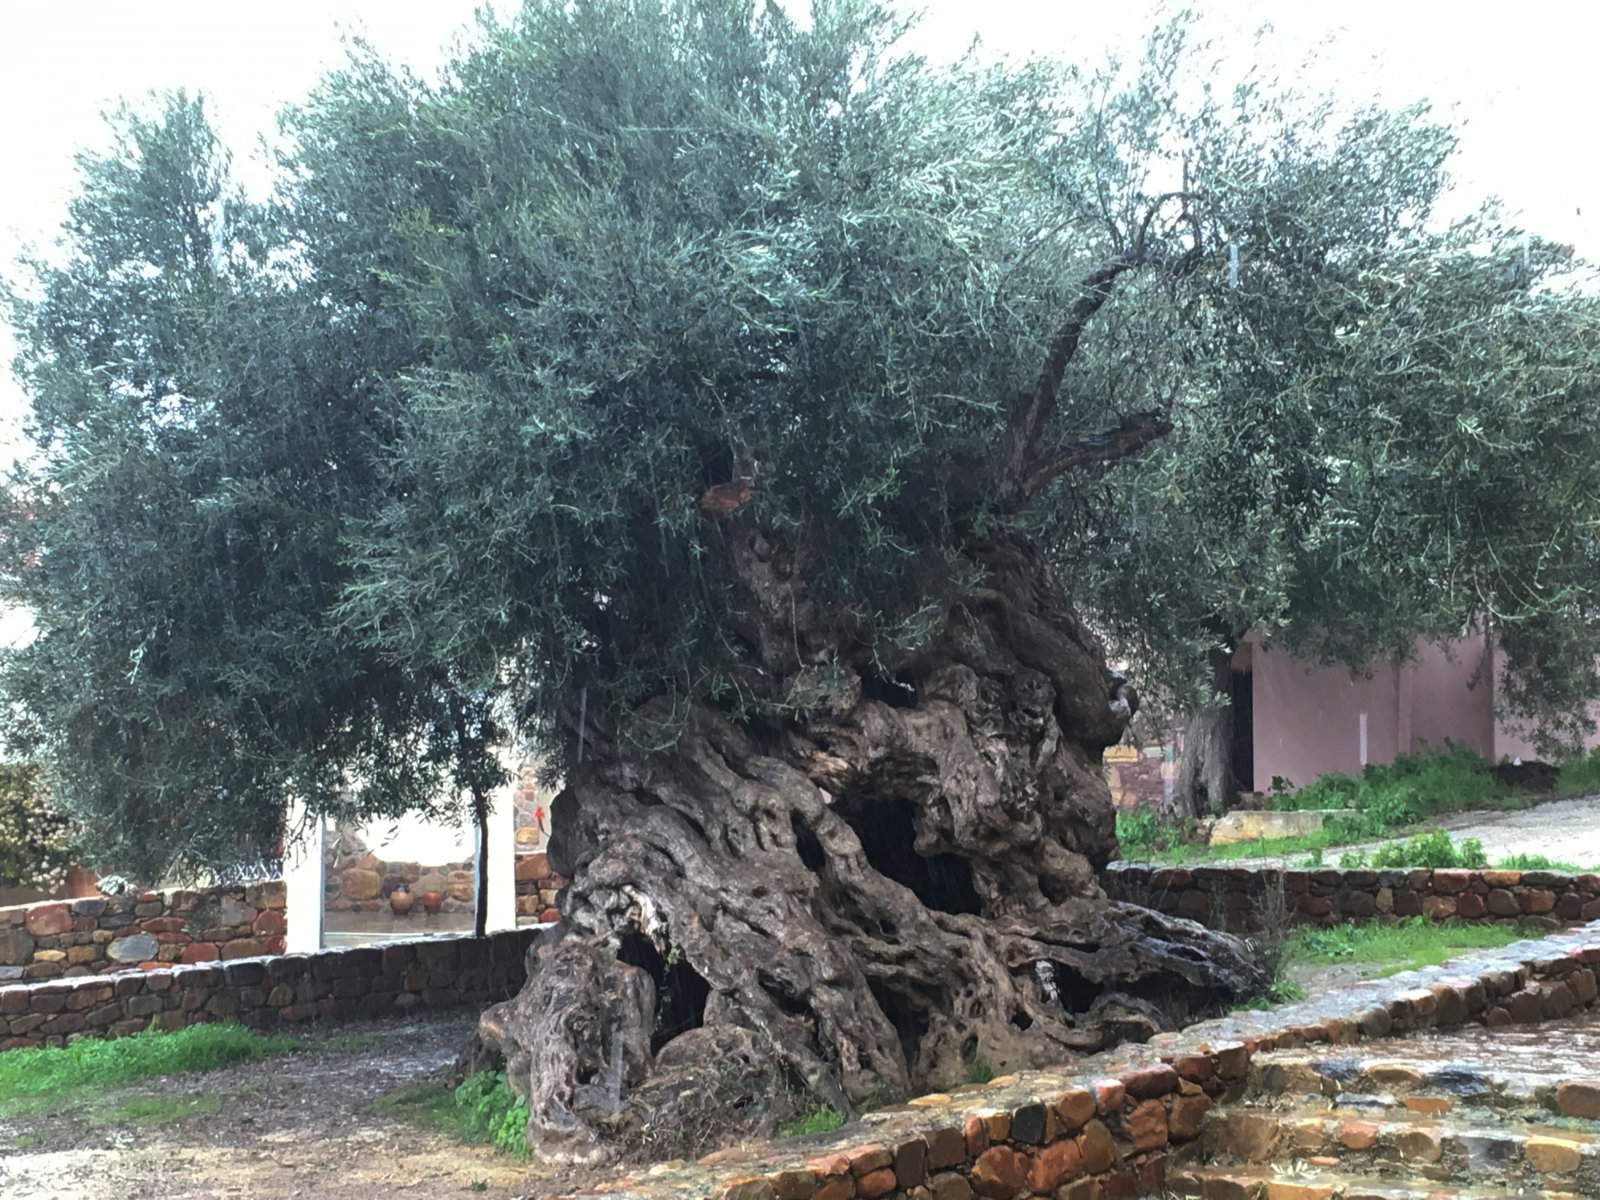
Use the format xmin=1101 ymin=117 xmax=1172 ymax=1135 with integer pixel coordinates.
xmin=2 ymin=0 xmax=1598 ymax=462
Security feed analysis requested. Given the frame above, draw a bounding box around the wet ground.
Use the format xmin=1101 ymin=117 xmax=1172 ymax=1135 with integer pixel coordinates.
xmin=0 ymin=1014 xmax=597 ymax=1200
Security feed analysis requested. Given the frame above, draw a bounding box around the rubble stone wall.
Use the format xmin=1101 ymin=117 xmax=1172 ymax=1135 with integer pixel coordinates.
xmin=1104 ymin=862 xmax=1600 ymax=933
xmin=0 ymin=927 xmax=537 ymax=1052
xmin=0 ymin=881 xmax=284 ymax=984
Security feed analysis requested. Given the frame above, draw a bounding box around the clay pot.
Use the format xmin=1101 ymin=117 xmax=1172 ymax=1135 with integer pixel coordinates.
xmin=421 ymin=890 xmax=443 ymax=915
xmin=389 ymin=885 xmax=414 ymax=916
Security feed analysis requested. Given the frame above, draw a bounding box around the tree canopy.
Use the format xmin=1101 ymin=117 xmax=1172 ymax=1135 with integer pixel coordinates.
xmin=5 ymin=0 xmax=1600 ymax=878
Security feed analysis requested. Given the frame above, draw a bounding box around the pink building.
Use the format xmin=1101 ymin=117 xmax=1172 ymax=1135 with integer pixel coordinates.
xmin=1239 ymin=631 xmax=1600 ymax=789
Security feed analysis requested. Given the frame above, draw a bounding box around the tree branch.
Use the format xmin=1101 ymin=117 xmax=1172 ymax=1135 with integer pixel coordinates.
xmin=1013 ymin=406 xmax=1173 ymax=504
xmin=997 ymin=254 xmax=1143 ymax=488
xmin=995 ymin=192 xmax=1202 ymax=496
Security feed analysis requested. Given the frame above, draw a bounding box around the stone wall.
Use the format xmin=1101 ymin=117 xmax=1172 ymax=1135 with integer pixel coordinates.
xmin=0 ymin=881 xmax=284 ymax=984
xmin=1104 ymin=862 xmax=1600 ymax=934
xmin=324 ymin=824 xmax=476 ymax=917
xmin=0 ymin=927 xmax=537 ymax=1052
xmin=513 ymin=851 xmax=566 ymax=923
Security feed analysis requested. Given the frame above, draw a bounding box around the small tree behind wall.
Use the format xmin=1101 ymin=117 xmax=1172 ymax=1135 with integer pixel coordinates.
xmin=0 ymin=763 xmax=73 ymax=891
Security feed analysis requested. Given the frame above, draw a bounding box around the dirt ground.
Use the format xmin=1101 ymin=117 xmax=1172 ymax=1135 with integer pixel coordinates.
xmin=0 ymin=1014 xmax=607 ymax=1200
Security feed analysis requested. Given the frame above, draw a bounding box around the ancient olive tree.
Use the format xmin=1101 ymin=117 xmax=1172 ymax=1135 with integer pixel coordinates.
xmin=11 ymin=0 xmax=1600 ymax=1165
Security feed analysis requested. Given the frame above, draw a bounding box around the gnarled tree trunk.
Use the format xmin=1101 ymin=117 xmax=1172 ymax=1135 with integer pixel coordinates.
xmin=477 ymin=532 xmax=1266 ymax=1165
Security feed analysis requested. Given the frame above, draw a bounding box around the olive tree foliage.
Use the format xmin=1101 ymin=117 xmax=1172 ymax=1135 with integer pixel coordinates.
xmin=0 ymin=94 xmax=503 ymax=882
xmin=4 ymin=0 xmax=1598 ymax=880
xmin=325 ymin=2 xmax=1600 ymax=761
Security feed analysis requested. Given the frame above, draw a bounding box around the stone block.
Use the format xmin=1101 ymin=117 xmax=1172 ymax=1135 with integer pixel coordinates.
xmin=970 ymin=1147 xmax=1027 ymax=1199
xmin=341 ymin=868 xmax=382 ymax=902
xmin=1422 ymin=895 xmax=1457 ymax=920
xmin=24 ymin=903 xmax=71 ymax=937
xmin=1124 ymin=1099 xmax=1168 ymax=1150
xmin=245 ymin=880 xmax=287 ymax=910
xmin=123 ymin=993 xmax=163 ymax=1018
xmin=107 ymin=933 xmax=160 ymax=963
xmin=1523 ymin=888 xmax=1557 ymax=915
xmin=1076 ymin=1119 xmax=1118 ymax=1174
xmin=1525 ymin=1137 xmax=1583 ymax=1174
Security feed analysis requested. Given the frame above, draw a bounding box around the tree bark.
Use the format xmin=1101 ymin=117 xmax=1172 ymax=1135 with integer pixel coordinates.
xmin=1175 ymin=647 xmax=1238 ymax=819
xmin=476 ymin=533 xmax=1266 ymax=1164
xmin=472 ymin=787 xmax=489 ymax=940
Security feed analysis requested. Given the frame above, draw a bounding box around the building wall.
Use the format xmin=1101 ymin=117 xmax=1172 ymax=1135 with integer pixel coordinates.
xmin=1250 ymin=630 xmax=1600 ymax=789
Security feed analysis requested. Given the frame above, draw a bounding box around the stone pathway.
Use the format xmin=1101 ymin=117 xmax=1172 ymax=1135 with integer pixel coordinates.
xmin=1174 ymin=1011 xmax=1600 ymax=1197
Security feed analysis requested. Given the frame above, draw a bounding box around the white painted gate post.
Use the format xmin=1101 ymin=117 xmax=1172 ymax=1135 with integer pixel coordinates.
xmin=283 ymin=798 xmax=324 ymax=953
xmin=484 ymin=775 xmax=517 ymax=933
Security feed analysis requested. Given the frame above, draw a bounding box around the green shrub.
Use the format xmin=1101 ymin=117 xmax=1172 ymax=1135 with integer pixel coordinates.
xmin=1115 ymin=809 xmax=1191 ymax=859
xmin=1558 ymin=747 xmax=1600 ymax=797
xmin=1367 ymin=830 xmax=1485 ymax=869
xmin=450 ymin=1070 xmax=532 ymax=1159
xmin=0 ymin=762 xmax=74 ymax=890
xmin=1271 ymin=743 xmax=1500 ymax=839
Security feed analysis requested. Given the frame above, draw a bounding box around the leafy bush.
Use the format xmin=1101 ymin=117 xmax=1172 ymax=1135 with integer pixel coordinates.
xmin=1115 ymin=809 xmax=1190 ymax=859
xmin=450 ymin=1070 xmax=531 ymax=1159
xmin=1558 ymin=747 xmax=1600 ymax=797
xmin=0 ymin=762 xmax=74 ymax=890
xmin=1271 ymin=743 xmax=1500 ymax=837
xmin=1365 ymin=830 xmax=1486 ymax=869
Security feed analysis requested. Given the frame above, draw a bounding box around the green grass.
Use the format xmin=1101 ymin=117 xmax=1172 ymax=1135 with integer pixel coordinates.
xmin=778 ymin=1106 xmax=848 ymax=1137
xmin=374 ymin=1070 xmax=530 ymax=1160
xmin=1287 ymin=917 xmax=1528 ymax=978
xmin=1237 ymin=979 xmax=1308 ymax=1011
xmin=0 ymin=1022 xmax=300 ymax=1116
xmin=1120 ymin=742 xmax=1600 ymax=867
xmin=93 ymin=1094 xmax=223 ymax=1126
xmin=1559 ymin=746 xmax=1600 ymax=796
xmin=1494 ymin=852 xmax=1590 ymax=873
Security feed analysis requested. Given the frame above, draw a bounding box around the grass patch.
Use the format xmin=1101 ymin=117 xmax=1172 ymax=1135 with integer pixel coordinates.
xmin=374 ymin=1070 xmax=530 ymax=1160
xmin=0 ymin=1022 xmax=299 ymax=1116
xmin=778 ymin=1105 xmax=848 ymax=1138
xmin=93 ymin=1094 xmax=223 ymax=1126
xmin=1287 ymin=917 xmax=1528 ymax=978
xmin=1237 ymin=979 xmax=1307 ymax=1011
xmin=1495 ymin=852 xmax=1591 ymax=873
xmin=1559 ymin=747 xmax=1600 ymax=797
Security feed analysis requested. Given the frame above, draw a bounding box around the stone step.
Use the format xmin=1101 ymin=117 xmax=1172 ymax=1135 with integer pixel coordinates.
xmin=1244 ymin=1020 xmax=1600 ymax=1123
xmin=1196 ymin=1103 xmax=1600 ymax=1193
xmin=1169 ymin=1162 xmax=1586 ymax=1200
